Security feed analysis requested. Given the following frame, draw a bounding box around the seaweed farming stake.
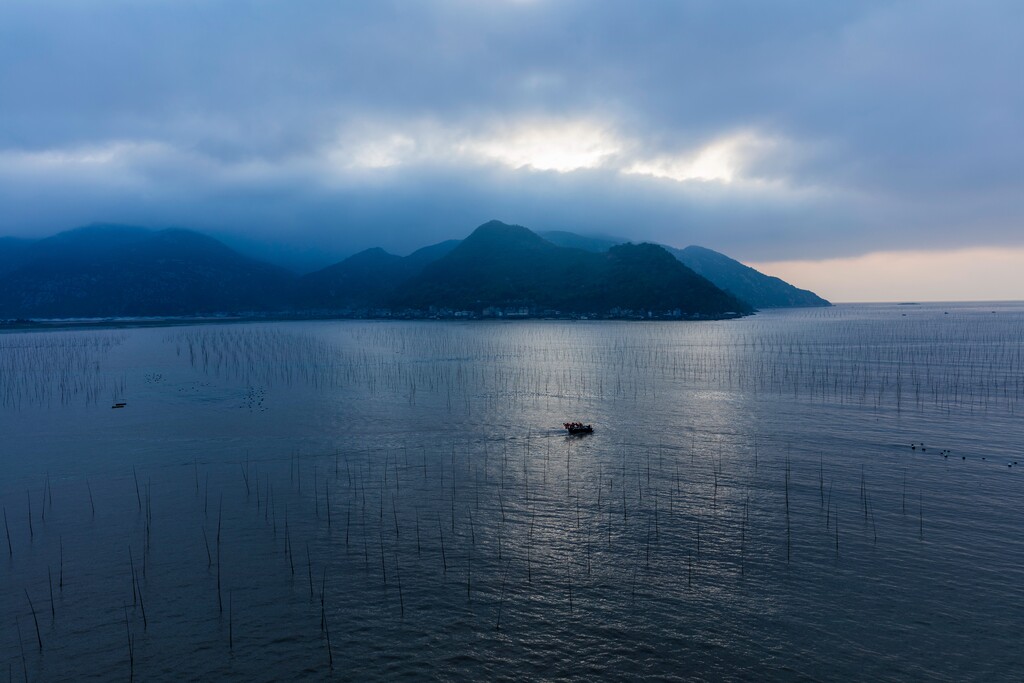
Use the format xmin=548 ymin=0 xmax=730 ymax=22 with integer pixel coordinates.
xmin=123 ymin=606 xmax=133 ymax=683
xmin=395 ymin=552 xmax=405 ymax=618
xmin=129 ymin=545 xmax=137 ymax=605
xmin=324 ymin=614 xmax=334 ymax=670
xmin=3 ymin=506 xmax=11 ymax=556
xmin=834 ymin=503 xmax=839 ymax=558
xmin=392 ymin=496 xmax=400 ymax=538
xmin=496 ymin=559 xmax=512 ymax=631
xmin=437 ymin=513 xmax=447 ymax=574
xmin=379 ymin=528 xmax=387 ymax=587
xmin=320 ymin=567 xmax=327 ymax=633
xmin=25 ymin=590 xmax=41 ymax=651
xmin=307 ymin=544 xmax=314 ymax=600
xmin=47 ymin=567 xmax=55 ymax=620
xmin=136 ymin=572 xmax=147 ymax=631
xmin=134 ymin=467 xmax=142 ymax=511
xmin=217 ymin=498 xmax=223 ymax=613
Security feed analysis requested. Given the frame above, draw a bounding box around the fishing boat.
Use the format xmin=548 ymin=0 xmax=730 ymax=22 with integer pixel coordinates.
xmin=563 ymin=422 xmax=593 ymax=435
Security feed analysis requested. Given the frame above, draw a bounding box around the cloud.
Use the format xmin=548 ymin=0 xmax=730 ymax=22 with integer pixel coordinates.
xmin=623 ymin=131 xmax=782 ymax=184
xmin=325 ymin=118 xmax=622 ymax=174
xmin=0 ymin=0 xmax=1021 ymax=297
xmin=463 ymin=120 xmax=621 ymax=173
xmin=325 ymin=118 xmax=791 ymax=183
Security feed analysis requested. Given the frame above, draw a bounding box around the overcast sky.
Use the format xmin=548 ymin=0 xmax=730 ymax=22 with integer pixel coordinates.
xmin=1 ymin=0 xmax=1021 ymax=300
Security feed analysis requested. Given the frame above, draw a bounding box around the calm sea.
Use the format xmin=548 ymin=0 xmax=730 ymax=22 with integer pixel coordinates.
xmin=2 ymin=302 xmax=1023 ymax=681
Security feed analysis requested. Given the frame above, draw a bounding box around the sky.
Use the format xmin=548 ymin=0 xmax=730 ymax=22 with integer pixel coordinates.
xmin=1 ymin=0 xmax=1021 ymax=301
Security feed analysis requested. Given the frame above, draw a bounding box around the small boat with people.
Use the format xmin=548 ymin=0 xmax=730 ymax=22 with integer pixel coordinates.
xmin=563 ymin=421 xmax=593 ymax=435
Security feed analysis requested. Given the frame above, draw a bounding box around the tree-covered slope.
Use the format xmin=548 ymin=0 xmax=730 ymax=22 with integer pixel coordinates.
xmin=0 ymin=225 xmax=295 ymax=317
xmin=670 ymin=245 xmax=830 ymax=308
xmin=391 ymin=221 xmax=751 ymax=315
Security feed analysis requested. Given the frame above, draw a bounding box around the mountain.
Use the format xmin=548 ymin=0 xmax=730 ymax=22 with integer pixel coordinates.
xmin=391 ymin=221 xmax=751 ymax=316
xmin=296 ymin=247 xmax=406 ymax=309
xmin=295 ymin=239 xmax=460 ymax=309
xmin=538 ymin=231 xmax=623 ymax=253
xmin=401 ymin=239 xmax=461 ymax=269
xmin=541 ymin=230 xmax=830 ymax=308
xmin=0 ymin=222 xmax=764 ymax=319
xmin=669 ymin=245 xmax=830 ymax=308
xmin=0 ymin=236 xmax=37 ymax=277
xmin=0 ymin=225 xmax=295 ymax=317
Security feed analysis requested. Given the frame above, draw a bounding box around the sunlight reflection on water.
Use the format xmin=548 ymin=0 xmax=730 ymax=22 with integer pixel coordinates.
xmin=2 ymin=302 xmax=1023 ymax=680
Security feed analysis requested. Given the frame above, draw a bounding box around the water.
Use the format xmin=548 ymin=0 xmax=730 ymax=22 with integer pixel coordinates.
xmin=2 ymin=302 xmax=1023 ymax=680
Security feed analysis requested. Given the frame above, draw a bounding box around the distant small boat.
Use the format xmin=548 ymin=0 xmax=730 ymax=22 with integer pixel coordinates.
xmin=112 ymin=402 xmax=127 ymax=409
xmin=563 ymin=422 xmax=593 ymax=435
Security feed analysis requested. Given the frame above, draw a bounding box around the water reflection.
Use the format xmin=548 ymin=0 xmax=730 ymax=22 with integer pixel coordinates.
xmin=1 ymin=304 xmax=1023 ymax=680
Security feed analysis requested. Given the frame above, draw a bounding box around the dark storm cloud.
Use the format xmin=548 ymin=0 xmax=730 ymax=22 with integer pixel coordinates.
xmin=0 ymin=0 xmax=1020 ymax=263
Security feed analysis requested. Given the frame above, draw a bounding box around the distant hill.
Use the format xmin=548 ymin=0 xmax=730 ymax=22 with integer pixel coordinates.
xmin=541 ymin=230 xmax=830 ymax=308
xmin=296 ymin=247 xmax=407 ymax=309
xmin=669 ymin=245 xmax=830 ymax=308
xmin=538 ymin=231 xmax=623 ymax=253
xmin=0 ymin=236 xmax=36 ymax=277
xmin=391 ymin=221 xmax=751 ymax=316
xmin=295 ymin=239 xmax=459 ymax=309
xmin=0 ymin=222 xmax=770 ymax=319
xmin=0 ymin=225 xmax=295 ymax=317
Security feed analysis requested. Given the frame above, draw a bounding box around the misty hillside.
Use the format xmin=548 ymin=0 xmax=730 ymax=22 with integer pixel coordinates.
xmin=0 ymin=222 xmax=759 ymax=319
xmin=392 ymin=221 xmax=751 ymax=316
xmin=0 ymin=236 xmax=36 ymax=277
xmin=669 ymin=245 xmax=830 ymax=308
xmin=0 ymin=225 xmax=295 ymax=317
xmin=538 ymin=231 xmax=624 ymax=253
xmin=541 ymin=230 xmax=830 ymax=308
xmin=296 ymin=239 xmax=460 ymax=309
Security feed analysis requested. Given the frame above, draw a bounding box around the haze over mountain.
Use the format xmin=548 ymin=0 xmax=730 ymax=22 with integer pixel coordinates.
xmin=0 ymin=225 xmax=294 ymax=318
xmin=0 ymin=237 xmax=34 ymax=277
xmin=295 ymin=240 xmax=460 ymax=309
xmin=391 ymin=221 xmax=749 ymax=316
xmin=0 ymin=221 xmax=831 ymax=319
xmin=3 ymin=3 xmax=1022 ymax=301
xmin=540 ymin=232 xmax=830 ymax=308
xmin=668 ymin=245 xmax=829 ymax=309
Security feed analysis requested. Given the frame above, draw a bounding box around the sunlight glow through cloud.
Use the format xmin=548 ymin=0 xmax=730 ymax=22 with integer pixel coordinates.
xmin=624 ymin=132 xmax=775 ymax=183
xmin=462 ymin=121 xmax=620 ymax=172
xmin=329 ymin=119 xmax=622 ymax=174
xmin=1 ymin=0 xmax=1022 ymax=301
xmin=328 ymin=120 xmax=783 ymax=183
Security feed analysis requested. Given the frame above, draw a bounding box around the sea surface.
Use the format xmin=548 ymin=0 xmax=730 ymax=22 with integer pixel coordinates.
xmin=2 ymin=302 xmax=1023 ymax=681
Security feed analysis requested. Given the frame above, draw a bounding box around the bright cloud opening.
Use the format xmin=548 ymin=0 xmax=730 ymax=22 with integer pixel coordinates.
xmin=329 ymin=120 xmax=790 ymax=183
xmin=461 ymin=121 xmax=620 ymax=172
xmin=624 ymin=132 xmax=776 ymax=183
xmin=330 ymin=119 xmax=622 ymax=174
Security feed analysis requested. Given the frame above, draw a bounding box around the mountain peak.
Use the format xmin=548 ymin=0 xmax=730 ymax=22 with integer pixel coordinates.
xmin=465 ymin=220 xmax=548 ymax=247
